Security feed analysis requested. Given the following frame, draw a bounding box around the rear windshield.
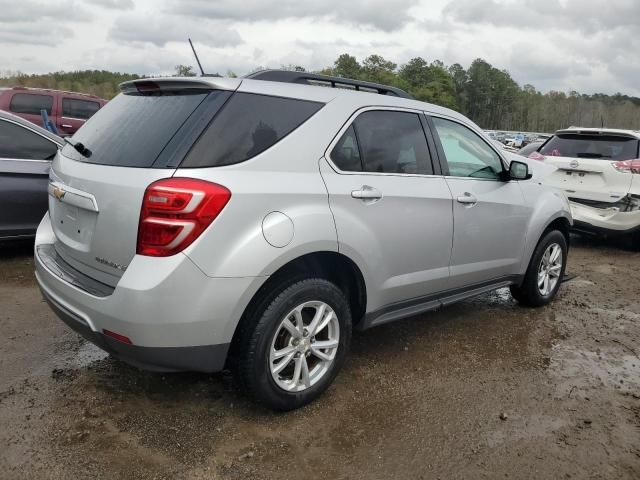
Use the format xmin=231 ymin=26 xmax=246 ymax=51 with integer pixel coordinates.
xmin=182 ymin=93 xmax=324 ymax=168
xmin=62 ymin=90 xmax=212 ymax=167
xmin=540 ymin=134 xmax=640 ymax=160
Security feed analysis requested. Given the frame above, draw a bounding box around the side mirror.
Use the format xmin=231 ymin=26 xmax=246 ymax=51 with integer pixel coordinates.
xmin=509 ymin=160 xmax=532 ymax=180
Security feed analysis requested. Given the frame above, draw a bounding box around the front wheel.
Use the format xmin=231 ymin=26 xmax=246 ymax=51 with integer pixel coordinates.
xmin=510 ymin=230 xmax=568 ymax=307
xmin=234 ymin=278 xmax=352 ymax=411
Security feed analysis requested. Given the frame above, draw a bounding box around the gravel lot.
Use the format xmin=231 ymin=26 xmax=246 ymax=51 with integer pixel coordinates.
xmin=1 ymin=237 xmax=639 ymax=479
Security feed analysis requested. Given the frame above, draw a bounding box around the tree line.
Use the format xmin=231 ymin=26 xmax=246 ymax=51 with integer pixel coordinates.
xmin=3 ymin=54 xmax=640 ymax=132
xmin=0 ymin=70 xmax=141 ymax=101
xmin=320 ymin=54 xmax=640 ymax=132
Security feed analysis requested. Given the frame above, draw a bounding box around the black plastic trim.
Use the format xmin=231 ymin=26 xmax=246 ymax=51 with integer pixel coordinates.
xmin=155 ymin=90 xmax=233 ymax=168
xmin=40 ymin=288 xmax=230 ymax=373
xmin=359 ymin=275 xmax=523 ymax=330
xmin=419 ymin=114 xmax=442 ymax=176
xmin=36 ymin=244 xmax=115 ymax=297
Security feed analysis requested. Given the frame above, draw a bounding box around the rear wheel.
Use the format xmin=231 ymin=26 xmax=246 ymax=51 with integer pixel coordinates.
xmin=234 ymin=278 xmax=351 ymax=411
xmin=630 ymin=230 xmax=640 ymax=251
xmin=510 ymin=230 xmax=567 ymax=307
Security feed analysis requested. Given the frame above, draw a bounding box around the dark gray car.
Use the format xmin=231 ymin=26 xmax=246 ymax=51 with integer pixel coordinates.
xmin=0 ymin=110 xmax=62 ymax=240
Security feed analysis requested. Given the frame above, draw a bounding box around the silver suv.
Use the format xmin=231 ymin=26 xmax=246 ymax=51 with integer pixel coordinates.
xmin=35 ymin=71 xmax=572 ymax=410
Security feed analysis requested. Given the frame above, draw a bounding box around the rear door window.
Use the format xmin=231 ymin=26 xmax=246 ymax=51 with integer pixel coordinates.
xmin=62 ymin=98 xmax=100 ymax=120
xmin=182 ymin=93 xmax=323 ymax=168
xmin=10 ymin=93 xmax=53 ymax=115
xmin=540 ymin=134 xmax=639 ymax=160
xmin=333 ymin=110 xmax=432 ymax=174
xmin=357 ymin=111 xmax=432 ymax=174
xmin=0 ymin=119 xmax=58 ymax=160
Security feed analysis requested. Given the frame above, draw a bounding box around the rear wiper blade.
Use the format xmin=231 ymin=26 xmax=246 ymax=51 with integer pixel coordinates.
xmin=64 ymin=137 xmax=92 ymax=158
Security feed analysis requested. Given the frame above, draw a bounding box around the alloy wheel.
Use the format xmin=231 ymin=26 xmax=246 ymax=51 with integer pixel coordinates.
xmin=269 ymin=301 xmax=340 ymax=392
xmin=538 ymin=243 xmax=563 ymax=296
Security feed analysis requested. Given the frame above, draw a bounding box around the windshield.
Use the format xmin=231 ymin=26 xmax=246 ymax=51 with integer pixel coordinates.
xmin=540 ymin=134 xmax=639 ymax=160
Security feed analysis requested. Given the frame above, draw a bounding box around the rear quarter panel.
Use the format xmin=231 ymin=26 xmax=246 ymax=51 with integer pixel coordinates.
xmin=177 ymin=98 xmax=349 ymax=278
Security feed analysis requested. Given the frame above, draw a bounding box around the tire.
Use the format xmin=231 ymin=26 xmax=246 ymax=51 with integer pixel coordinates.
xmin=510 ymin=230 xmax=568 ymax=307
xmin=233 ymin=278 xmax=352 ymax=411
xmin=630 ymin=230 xmax=640 ymax=251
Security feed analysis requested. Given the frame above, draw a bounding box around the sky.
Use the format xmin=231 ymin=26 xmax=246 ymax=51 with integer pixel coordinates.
xmin=1 ymin=0 xmax=639 ymax=96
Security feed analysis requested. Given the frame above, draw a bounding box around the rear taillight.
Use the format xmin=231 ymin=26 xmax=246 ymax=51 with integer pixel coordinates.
xmin=137 ymin=178 xmax=231 ymax=257
xmin=612 ymin=159 xmax=640 ymax=174
xmin=528 ymin=151 xmax=546 ymax=161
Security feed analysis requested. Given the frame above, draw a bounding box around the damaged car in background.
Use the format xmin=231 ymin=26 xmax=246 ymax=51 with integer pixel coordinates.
xmin=528 ymin=128 xmax=640 ymax=243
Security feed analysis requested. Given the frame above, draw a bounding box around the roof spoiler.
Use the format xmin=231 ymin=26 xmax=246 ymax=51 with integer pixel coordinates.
xmin=119 ymin=77 xmax=241 ymax=95
xmin=555 ymin=129 xmax=638 ymax=140
xmin=245 ymin=69 xmax=414 ymax=99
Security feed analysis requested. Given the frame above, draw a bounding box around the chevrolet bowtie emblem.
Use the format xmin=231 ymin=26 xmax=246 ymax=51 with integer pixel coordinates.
xmin=53 ymin=186 xmax=66 ymax=201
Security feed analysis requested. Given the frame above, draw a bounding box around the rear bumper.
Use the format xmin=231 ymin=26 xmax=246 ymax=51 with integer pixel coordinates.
xmin=41 ymin=288 xmax=229 ymax=372
xmin=35 ymin=215 xmax=266 ymax=372
xmin=569 ymin=201 xmax=640 ymax=235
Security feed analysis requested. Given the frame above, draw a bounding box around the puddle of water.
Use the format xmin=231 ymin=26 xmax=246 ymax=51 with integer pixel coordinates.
xmin=592 ymin=264 xmax=615 ymax=275
xmin=570 ymin=279 xmax=595 ymax=288
xmin=488 ymin=287 xmax=513 ymax=304
xmin=486 ymin=414 xmax=567 ymax=448
xmin=68 ymin=341 xmax=109 ymax=369
xmin=549 ymin=344 xmax=640 ymax=397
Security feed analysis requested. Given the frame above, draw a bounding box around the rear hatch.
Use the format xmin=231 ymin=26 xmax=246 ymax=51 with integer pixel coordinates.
xmin=540 ymin=131 xmax=639 ymax=204
xmin=48 ymin=78 xmax=239 ymax=286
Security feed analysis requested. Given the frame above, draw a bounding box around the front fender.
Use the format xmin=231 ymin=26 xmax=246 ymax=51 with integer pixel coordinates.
xmin=518 ymin=179 xmax=572 ymax=274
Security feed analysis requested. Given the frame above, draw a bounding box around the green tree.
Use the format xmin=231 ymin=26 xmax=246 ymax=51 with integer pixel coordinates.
xmin=398 ymin=57 xmax=431 ymax=89
xmin=449 ymin=63 xmax=468 ymax=113
xmin=333 ymin=54 xmax=361 ymax=79
xmin=174 ymin=64 xmax=197 ymax=77
xmin=360 ymin=55 xmax=397 ymax=85
xmin=399 ymin=58 xmax=458 ymax=109
xmin=281 ymin=64 xmax=306 ymax=72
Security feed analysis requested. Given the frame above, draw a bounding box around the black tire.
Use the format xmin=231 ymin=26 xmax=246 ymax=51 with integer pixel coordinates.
xmin=233 ymin=278 xmax=352 ymax=411
xmin=510 ymin=230 xmax=568 ymax=307
xmin=630 ymin=230 xmax=640 ymax=251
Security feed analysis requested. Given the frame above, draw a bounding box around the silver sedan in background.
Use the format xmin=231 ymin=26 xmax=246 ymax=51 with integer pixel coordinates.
xmin=0 ymin=110 xmax=62 ymax=240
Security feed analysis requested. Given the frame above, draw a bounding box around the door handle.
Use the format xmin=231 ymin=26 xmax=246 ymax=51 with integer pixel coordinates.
xmin=61 ymin=124 xmax=73 ymax=128
xmin=457 ymin=192 xmax=478 ymax=205
xmin=351 ymin=186 xmax=382 ymax=200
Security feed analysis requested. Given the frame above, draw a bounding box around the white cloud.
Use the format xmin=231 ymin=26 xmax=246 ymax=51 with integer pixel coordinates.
xmin=86 ymin=0 xmax=134 ymax=9
xmin=0 ymin=0 xmax=638 ymax=96
xmin=0 ymin=0 xmax=90 ymax=22
xmin=168 ymin=0 xmax=420 ymax=31
xmin=109 ymin=14 xmax=243 ymax=47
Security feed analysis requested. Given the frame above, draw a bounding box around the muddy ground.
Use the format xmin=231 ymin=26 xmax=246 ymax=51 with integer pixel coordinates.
xmin=0 ymin=237 xmax=639 ymax=480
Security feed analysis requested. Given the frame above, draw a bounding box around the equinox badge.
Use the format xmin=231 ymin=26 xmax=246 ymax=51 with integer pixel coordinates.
xmin=95 ymin=256 xmax=128 ymax=272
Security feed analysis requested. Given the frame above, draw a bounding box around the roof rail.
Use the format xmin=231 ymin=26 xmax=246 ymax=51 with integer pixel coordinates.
xmin=244 ymin=69 xmax=414 ymax=99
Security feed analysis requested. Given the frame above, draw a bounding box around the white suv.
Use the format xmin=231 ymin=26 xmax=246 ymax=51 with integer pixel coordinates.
xmin=35 ymin=71 xmax=572 ymax=410
xmin=530 ymin=127 xmax=640 ymax=241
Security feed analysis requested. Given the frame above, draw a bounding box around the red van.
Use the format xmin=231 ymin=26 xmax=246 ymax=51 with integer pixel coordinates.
xmin=0 ymin=87 xmax=107 ymax=136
